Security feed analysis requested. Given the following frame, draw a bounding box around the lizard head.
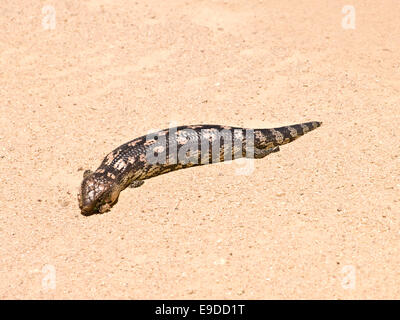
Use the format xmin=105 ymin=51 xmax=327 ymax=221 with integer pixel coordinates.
xmin=78 ymin=170 xmax=121 ymax=215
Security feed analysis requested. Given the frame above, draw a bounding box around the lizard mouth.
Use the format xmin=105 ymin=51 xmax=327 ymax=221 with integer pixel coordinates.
xmin=80 ymin=200 xmax=113 ymax=216
xmin=78 ymin=193 xmax=99 ymax=215
xmin=80 ymin=203 xmax=98 ymax=216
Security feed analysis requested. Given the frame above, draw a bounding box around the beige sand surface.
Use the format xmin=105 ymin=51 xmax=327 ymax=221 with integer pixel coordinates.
xmin=0 ymin=0 xmax=399 ymax=299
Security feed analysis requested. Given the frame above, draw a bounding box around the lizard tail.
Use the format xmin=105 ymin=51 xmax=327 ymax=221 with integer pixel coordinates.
xmin=254 ymin=121 xmax=322 ymax=149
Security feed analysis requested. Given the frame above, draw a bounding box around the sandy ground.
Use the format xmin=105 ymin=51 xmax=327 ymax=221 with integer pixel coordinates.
xmin=0 ymin=0 xmax=399 ymax=299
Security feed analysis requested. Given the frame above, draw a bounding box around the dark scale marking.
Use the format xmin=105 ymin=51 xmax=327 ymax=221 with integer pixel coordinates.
xmin=78 ymin=121 xmax=322 ymax=215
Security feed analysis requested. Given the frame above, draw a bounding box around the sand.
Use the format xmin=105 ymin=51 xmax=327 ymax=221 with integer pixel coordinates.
xmin=0 ymin=0 xmax=399 ymax=299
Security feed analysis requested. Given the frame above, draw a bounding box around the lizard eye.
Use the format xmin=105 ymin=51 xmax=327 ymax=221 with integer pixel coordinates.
xmin=83 ymin=170 xmax=93 ymax=178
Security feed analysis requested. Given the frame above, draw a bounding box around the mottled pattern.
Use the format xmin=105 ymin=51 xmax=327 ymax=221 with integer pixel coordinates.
xmin=78 ymin=121 xmax=322 ymax=215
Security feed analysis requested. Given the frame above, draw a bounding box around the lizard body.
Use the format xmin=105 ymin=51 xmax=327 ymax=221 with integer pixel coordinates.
xmin=78 ymin=122 xmax=321 ymax=215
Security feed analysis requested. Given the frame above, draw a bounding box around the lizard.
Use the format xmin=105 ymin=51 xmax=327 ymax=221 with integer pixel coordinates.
xmin=78 ymin=121 xmax=321 ymax=215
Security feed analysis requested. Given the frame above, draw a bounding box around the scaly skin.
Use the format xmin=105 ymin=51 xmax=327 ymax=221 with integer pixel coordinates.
xmin=78 ymin=121 xmax=322 ymax=215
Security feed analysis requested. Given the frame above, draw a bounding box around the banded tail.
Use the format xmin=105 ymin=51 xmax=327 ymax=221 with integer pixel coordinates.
xmin=254 ymin=121 xmax=322 ymax=149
